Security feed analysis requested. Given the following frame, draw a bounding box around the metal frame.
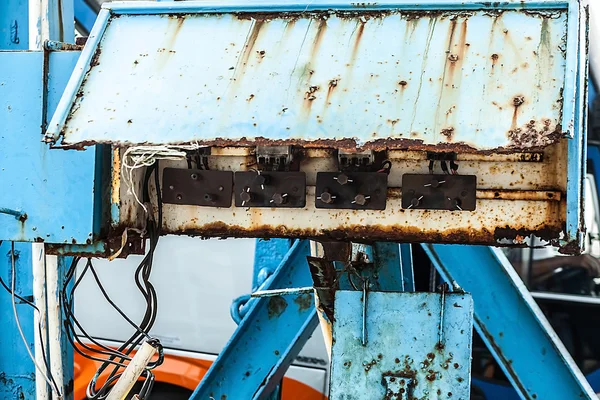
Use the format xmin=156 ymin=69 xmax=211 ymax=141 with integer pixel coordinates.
xmin=423 ymin=244 xmax=596 ymax=399
xmin=190 ymin=240 xmax=319 ymax=400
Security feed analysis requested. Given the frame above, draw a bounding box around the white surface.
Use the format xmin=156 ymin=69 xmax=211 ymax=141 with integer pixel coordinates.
xmin=32 ymin=243 xmax=50 ymax=400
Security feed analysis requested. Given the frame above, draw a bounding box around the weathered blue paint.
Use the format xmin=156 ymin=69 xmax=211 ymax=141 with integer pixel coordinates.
xmin=423 ymin=244 xmax=597 ymax=399
xmin=565 ymin=5 xmax=589 ymax=250
xmin=0 ymin=51 xmax=97 ymax=244
xmin=371 ymin=242 xmax=403 ymax=292
xmin=0 ymin=0 xmax=28 ymax=50
xmin=330 ymin=290 xmax=474 ymax=399
xmin=400 ymin=244 xmax=415 ymax=291
xmin=252 ymin=239 xmax=292 ymax=290
xmin=191 ymin=240 xmax=318 ymax=400
xmin=0 ymin=242 xmax=37 ymax=399
xmin=49 ymin=0 xmax=581 ymax=153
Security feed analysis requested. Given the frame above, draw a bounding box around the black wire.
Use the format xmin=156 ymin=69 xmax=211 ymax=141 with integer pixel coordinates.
xmin=441 ymin=160 xmax=449 ymax=174
xmin=428 ymin=160 xmax=435 ymax=174
xmin=81 ymin=161 xmax=163 ymax=399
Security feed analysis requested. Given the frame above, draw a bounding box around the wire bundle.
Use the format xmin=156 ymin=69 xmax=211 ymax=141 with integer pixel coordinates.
xmin=62 ymin=161 xmax=164 ymax=399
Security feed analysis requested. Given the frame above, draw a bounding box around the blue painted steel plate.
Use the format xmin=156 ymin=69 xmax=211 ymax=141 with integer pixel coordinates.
xmin=47 ymin=1 xmax=581 ymax=152
xmin=331 ymin=290 xmax=473 ymax=399
xmin=0 ymin=52 xmax=97 ymax=244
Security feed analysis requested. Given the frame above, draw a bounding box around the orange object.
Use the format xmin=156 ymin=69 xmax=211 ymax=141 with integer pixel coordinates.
xmin=73 ymin=344 xmax=326 ymax=400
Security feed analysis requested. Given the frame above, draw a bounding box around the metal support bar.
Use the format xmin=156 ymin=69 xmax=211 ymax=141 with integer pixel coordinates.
xmin=399 ymin=244 xmax=415 ymax=291
xmin=423 ymin=244 xmax=596 ymax=400
xmin=191 ymin=240 xmax=318 ymax=400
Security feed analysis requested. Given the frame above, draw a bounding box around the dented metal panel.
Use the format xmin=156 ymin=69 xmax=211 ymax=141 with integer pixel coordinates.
xmin=47 ymin=1 xmax=579 ymax=152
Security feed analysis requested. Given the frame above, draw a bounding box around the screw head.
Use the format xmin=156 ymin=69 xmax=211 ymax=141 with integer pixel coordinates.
xmin=410 ymin=197 xmax=420 ymax=207
xmin=271 ymin=193 xmax=287 ymax=205
xmin=176 ymin=194 xmax=183 ymax=200
xmin=319 ymin=191 xmax=334 ymax=204
xmin=204 ymin=193 xmax=214 ymax=202
xmin=191 ymin=173 xmax=198 ymax=180
xmin=336 ymin=173 xmax=350 ymax=185
xmin=431 ymin=179 xmax=441 ymax=188
xmin=354 ymin=194 xmax=368 ymax=206
xmin=240 ymin=191 xmax=252 ymax=203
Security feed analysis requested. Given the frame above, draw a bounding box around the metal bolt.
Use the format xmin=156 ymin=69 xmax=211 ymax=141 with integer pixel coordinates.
xmin=448 ymin=197 xmax=463 ymax=211
xmin=407 ymin=195 xmax=424 ymax=209
xmin=218 ymin=186 xmax=224 ymax=192
xmin=513 ymin=96 xmax=525 ymax=106
xmin=204 ymin=193 xmax=214 ymax=202
xmin=240 ymin=188 xmax=252 ymax=206
xmin=270 ymin=193 xmax=288 ymax=205
xmin=317 ymin=191 xmax=336 ymax=204
xmin=334 ymin=173 xmax=352 ymax=185
xmin=424 ymin=179 xmax=445 ymax=188
xmin=254 ymin=174 xmax=269 ymax=190
xmin=190 ymin=173 xmax=198 ymax=180
xmin=176 ymin=194 xmax=183 ymax=200
xmin=352 ymin=194 xmax=370 ymax=206
xmin=448 ymin=54 xmax=459 ymax=62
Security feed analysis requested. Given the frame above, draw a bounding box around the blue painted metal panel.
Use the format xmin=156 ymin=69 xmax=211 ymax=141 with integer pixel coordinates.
xmin=371 ymin=242 xmax=403 ymax=291
xmin=191 ymin=240 xmax=319 ymax=399
xmin=49 ymin=0 xmax=578 ymax=153
xmin=0 ymin=242 xmax=36 ymax=399
xmin=0 ymin=0 xmax=28 ymax=50
xmin=252 ymin=239 xmax=292 ymax=290
xmin=330 ymin=290 xmax=473 ymax=399
xmin=423 ymin=244 xmax=596 ymax=399
xmin=0 ymin=51 xmax=97 ymax=244
xmin=74 ymin=0 xmax=98 ymax=36
xmin=565 ymin=3 xmax=589 ymax=249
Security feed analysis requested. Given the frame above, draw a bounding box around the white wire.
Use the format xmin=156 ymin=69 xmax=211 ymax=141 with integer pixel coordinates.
xmin=120 ymin=145 xmax=200 ymax=214
xmin=10 ymin=242 xmax=62 ymax=399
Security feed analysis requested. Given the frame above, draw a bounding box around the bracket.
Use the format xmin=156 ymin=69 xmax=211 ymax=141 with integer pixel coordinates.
xmin=315 ymin=172 xmax=387 ymax=210
xmin=234 ymin=171 xmax=306 ymax=208
xmin=162 ymin=168 xmax=233 ymax=208
xmin=401 ymin=174 xmax=476 ymax=211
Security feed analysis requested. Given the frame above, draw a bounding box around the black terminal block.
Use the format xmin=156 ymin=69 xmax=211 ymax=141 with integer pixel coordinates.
xmin=162 ymin=168 xmax=233 ymax=207
xmin=401 ymin=174 xmax=476 ymax=211
xmin=234 ymin=171 xmax=306 ymax=208
xmin=315 ymin=172 xmax=387 ymax=210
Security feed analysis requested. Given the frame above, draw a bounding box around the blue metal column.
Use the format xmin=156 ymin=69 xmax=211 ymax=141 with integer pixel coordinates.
xmin=423 ymin=244 xmax=596 ymax=400
xmin=191 ymin=240 xmax=318 ymax=400
xmin=0 ymin=242 xmax=37 ymax=399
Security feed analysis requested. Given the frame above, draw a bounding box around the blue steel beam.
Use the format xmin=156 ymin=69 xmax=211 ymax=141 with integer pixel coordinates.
xmin=399 ymin=244 xmax=415 ymax=291
xmin=74 ymin=0 xmax=98 ymax=36
xmin=423 ymin=244 xmax=596 ymax=400
xmin=191 ymin=240 xmax=319 ymax=400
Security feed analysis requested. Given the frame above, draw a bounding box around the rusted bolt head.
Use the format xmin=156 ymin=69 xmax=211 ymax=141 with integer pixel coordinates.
xmin=336 ymin=173 xmax=350 ymax=185
xmin=448 ymin=54 xmax=459 ymax=62
xmin=271 ymin=193 xmax=287 ymax=205
xmin=319 ymin=191 xmax=334 ymax=204
xmin=240 ymin=191 xmax=252 ymax=203
xmin=399 ymin=80 xmax=408 ymax=86
xmin=513 ymin=96 xmax=525 ymax=106
xmin=354 ymin=194 xmax=368 ymax=206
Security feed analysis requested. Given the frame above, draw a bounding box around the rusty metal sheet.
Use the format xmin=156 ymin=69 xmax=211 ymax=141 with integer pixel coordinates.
xmin=47 ymin=2 xmax=577 ymax=152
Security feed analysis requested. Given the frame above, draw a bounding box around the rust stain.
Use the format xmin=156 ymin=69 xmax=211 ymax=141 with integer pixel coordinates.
xmin=294 ymin=293 xmax=313 ymax=312
xmin=350 ymin=20 xmax=366 ymax=63
xmin=169 ymin=220 xmax=563 ymax=249
xmin=240 ymin=19 xmax=265 ymax=68
xmin=267 ymin=296 xmax=288 ymax=318
xmin=325 ymin=78 xmax=339 ymax=103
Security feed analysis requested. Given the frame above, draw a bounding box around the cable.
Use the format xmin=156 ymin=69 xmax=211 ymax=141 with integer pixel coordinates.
xmin=64 ymin=161 xmax=164 ymax=400
xmin=7 ymin=241 xmax=61 ymax=397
